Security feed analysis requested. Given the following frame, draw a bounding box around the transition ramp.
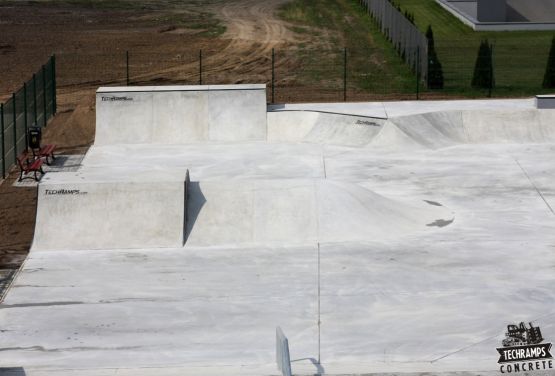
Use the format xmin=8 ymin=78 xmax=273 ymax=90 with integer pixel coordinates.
xmin=186 ymin=179 xmax=452 ymax=247
xmin=32 ymin=169 xmax=190 ymax=251
xmin=95 ymin=84 xmax=268 ymax=145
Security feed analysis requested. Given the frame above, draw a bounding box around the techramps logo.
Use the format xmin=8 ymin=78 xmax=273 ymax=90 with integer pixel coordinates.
xmin=101 ymin=96 xmax=134 ymax=102
xmin=497 ymin=322 xmax=553 ymax=373
xmin=45 ymin=189 xmax=87 ymax=196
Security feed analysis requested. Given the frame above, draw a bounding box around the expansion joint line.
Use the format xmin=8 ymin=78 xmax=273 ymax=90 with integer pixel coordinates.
xmin=514 ymin=159 xmax=555 ymax=216
xmin=322 ymin=154 xmax=327 ymax=179
xmin=317 ymin=242 xmax=321 ymax=365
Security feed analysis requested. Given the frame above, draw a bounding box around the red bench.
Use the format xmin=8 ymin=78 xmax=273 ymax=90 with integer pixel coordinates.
xmin=16 ymin=152 xmax=44 ymax=182
xmin=33 ymin=144 xmax=56 ymax=165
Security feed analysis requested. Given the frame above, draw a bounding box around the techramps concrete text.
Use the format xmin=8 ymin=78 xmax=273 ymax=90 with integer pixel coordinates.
xmin=1 ymin=85 xmax=555 ymax=376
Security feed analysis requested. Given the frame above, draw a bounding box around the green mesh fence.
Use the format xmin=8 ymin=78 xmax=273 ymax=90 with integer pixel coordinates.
xmin=1 ymin=56 xmax=56 ymax=179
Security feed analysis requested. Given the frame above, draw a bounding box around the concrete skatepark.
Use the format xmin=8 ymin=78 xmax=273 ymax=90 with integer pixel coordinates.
xmin=1 ymin=85 xmax=555 ymax=375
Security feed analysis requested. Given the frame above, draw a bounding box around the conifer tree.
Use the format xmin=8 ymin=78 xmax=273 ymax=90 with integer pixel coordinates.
xmin=426 ymin=25 xmax=444 ymax=89
xmin=542 ymin=36 xmax=555 ymax=88
xmin=471 ymin=39 xmax=495 ymax=89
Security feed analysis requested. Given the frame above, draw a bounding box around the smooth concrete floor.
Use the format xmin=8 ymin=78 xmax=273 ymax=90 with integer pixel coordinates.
xmin=1 ymin=141 xmax=554 ymax=375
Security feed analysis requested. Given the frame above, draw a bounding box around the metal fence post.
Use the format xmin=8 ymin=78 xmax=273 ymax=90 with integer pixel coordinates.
xmin=33 ymin=73 xmax=37 ymax=125
xmin=416 ymin=46 xmax=420 ymax=100
xmin=52 ymin=54 xmax=57 ymax=115
xmin=12 ymin=93 xmax=17 ymax=160
xmin=271 ymin=48 xmax=275 ymax=104
xmin=199 ymin=49 xmax=203 ymax=85
xmin=24 ymin=83 xmax=28 ymax=151
xmin=126 ymin=51 xmax=130 ymax=86
xmin=1 ymin=103 xmax=5 ymax=178
xmin=42 ymin=65 xmax=47 ymax=126
xmin=343 ymin=47 xmax=347 ymax=102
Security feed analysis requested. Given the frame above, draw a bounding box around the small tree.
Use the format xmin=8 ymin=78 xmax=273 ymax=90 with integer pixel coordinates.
xmin=543 ymin=37 xmax=555 ymax=88
xmin=472 ymin=39 xmax=495 ymax=89
xmin=426 ymin=25 xmax=444 ymax=89
xmin=426 ymin=25 xmax=435 ymax=51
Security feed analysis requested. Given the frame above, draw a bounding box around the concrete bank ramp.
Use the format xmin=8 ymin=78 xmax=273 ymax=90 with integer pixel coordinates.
xmin=267 ymin=108 xmax=555 ymax=149
xmin=95 ymin=85 xmax=267 ymax=145
xmin=186 ymin=179 xmax=452 ymax=246
xmin=32 ymin=169 xmax=190 ymax=251
xmin=268 ymin=111 xmax=386 ymax=146
xmin=373 ymin=109 xmax=555 ymax=149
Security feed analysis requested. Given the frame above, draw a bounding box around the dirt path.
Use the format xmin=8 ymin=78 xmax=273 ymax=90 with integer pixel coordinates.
xmin=218 ymin=0 xmax=298 ymax=52
xmin=129 ymin=0 xmax=302 ymax=84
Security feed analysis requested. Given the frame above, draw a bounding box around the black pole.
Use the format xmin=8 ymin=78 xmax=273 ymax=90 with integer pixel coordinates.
xmin=271 ymin=48 xmax=275 ymax=104
xmin=33 ymin=73 xmax=37 ymax=125
xmin=24 ymin=83 xmax=28 ymax=151
xmin=416 ymin=46 xmax=420 ymax=100
xmin=42 ymin=65 xmax=47 ymax=127
xmin=199 ymin=49 xmax=203 ymax=85
xmin=126 ymin=51 xmax=130 ymax=86
xmin=12 ymin=93 xmax=17 ymax=160
xmin=51 ymin=55 xmax=57 ymax=115
xmin=0 ymin=103 xmax=5 ymax=179
xmin=343 ymin=48 xmax=347 ymax=102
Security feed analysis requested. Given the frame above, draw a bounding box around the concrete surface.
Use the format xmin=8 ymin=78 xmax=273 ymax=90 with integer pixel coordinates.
xmin=1 ymin=94 xmax=555 ymax=375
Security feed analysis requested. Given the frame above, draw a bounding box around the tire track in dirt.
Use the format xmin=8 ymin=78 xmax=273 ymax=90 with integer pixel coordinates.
xmin=129 ymin=0 xmax=302 ymax=84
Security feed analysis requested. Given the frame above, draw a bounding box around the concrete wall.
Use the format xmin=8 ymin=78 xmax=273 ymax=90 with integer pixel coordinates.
xmin=32 ymin=169 xmax=189 ymax=251
xmin=95 ymin=85 xmax=267 ymax=145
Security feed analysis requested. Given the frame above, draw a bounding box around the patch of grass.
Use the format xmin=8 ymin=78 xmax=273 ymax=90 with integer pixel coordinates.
xmin=397 ymin=0 xmax=555 ymax=96
xmin=279 ymin=0 xmax=417 ymax=94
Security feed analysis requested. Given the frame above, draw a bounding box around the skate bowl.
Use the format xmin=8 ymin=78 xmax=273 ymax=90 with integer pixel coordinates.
xmin=2 ymin=85 xmax=555 ymax=376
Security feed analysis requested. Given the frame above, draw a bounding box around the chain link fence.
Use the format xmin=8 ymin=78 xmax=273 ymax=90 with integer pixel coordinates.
xmin=55 ymin=42 xmax=552 ymax=104
xmin=1 ymin=56 xmax=56 ymax=179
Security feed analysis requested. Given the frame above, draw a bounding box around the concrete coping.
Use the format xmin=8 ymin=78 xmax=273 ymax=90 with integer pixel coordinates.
xmin=40 ymin=169 xmax=190 ymax=184
xmin=535 ymin=95 xmax=555 ymax=109
xmin=97 ymin=84 xmax=266 ymax=93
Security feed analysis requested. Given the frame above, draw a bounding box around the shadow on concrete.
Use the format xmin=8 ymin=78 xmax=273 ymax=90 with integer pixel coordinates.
xmin=185 ymin=181 xmax=206 ymax=243
xmin=291 ymin=357 xmax=325 ymax=375
xmin=0 ymin=368 xmax=26 ymax=376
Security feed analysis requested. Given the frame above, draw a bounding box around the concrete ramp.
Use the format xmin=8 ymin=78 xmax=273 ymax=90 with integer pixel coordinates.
xmin=267 ymin=111 xmax=386 ymax=146
xmin=32 ymin=169 xmax=189 ymax=251
xmin=95 ymin=85 xmax=267 ymax=145
xmin=268 ymin=108 xmax=555 ymax=149
xmin=372 ymin=109 xmax=555 ymax=150
xmin=186 ymin=179 xmax=452 ymax=247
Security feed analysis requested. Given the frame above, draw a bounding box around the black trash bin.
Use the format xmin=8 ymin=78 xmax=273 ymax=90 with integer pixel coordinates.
xmin=28 ymin=126 xmax=42 ymax=150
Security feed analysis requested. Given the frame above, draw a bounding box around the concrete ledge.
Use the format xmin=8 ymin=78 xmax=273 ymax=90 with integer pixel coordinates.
xmin=536 ymin=95 xmax=555 ymax=109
